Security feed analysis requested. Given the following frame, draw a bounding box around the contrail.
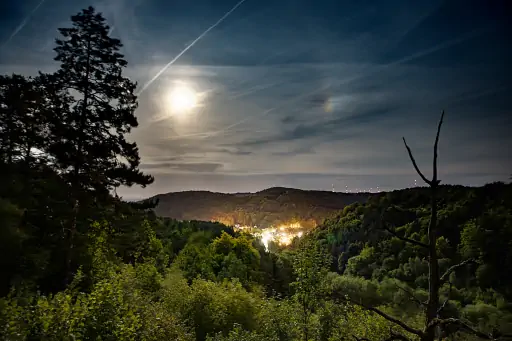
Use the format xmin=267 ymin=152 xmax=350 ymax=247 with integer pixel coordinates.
xmin=390 ymin=2 xmax=445 ymax=47
xmin=108 ymin=25 xmax=115 ymax=36
xmin=197 ymin=82 xmax=333 ymax=139
xmin=387 ymin=28 xmax=490 ymax=68
xmin=445 ymin=86 xmax=507 ymax=106
xmin=229 ymin=81 xmax=283 ymax=99
xmin=337 ymin=27 xmax=493 ymax=88
xmin=225 ymin=44 xmax=307 ymax=96
xmin=2 ymin=0 xmax=46 ymax=48
xmin=136 ymin=0 xmax=248 ymax=96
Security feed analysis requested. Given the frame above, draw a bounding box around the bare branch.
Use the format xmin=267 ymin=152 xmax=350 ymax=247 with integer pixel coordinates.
xmin=359 ymin=303 xmax=423 ymax=336
xmin=440 ymin=259 xmax=476 ymax=283
xmin=335 ymin=294 xmax=423 ymax=337
xmin=433 ymin=110 xmax=445 ymax=184
xmin=402 ymin=137 xmax=432 ymax=186
xmin=383 ymin=223 xmax=429 ymax=248
xmin=395 ymin=283 xmax=426 ymax=307
xmin=353 ymin=330 xmax=412 ymax=341
xmin=384 ymin=335 xmax=410 ymax=341
xmin=437 ymin=281 xmax=452 ymax=315
xmin=386 ymin=329 xmax=411 ymax=341
xmin=431 ymin=318 xmax=494 ymax=340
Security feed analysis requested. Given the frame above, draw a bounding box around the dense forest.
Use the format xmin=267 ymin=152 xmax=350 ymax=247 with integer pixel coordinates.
xmin=151 ymin=187 xmax=369 ymax=229
xmin=1 ymin=6 xmax=512 ymax=341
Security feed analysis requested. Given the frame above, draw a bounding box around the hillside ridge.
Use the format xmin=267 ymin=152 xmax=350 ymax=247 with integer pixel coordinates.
xmin=148 ymin=186 xmax=372 ymax=228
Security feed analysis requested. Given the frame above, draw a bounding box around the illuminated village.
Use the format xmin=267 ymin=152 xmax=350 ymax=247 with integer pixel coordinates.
xmin=233 ymin=222 xmax=306 ymax=250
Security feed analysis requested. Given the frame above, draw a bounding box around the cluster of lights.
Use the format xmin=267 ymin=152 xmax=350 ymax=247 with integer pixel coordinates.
xmin=342 ymin=185 xmax=382 ymax=193
xmin=234 ymin=223 xmax=305 ymax=251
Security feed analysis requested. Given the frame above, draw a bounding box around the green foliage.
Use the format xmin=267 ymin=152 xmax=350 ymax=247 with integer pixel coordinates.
xmin=211 ymin=232 xmax=261 ymax=286
xmin=172 ymin=231 xmax=264 ymax=289
xmin=462 ymin=303 xmax=512 ymax=335
xmin=0 ymin=265 xmax=192 ymax=341
xmin=173 ymin=234 xmax=217 ymax=282
xmin=160 ymin=270 xmax=261 ymax=341
xmin=344 ymin=245 xmax=377 ymax=278
xmin=291 ymin=238 xmax=331 ymax=341
xmin=316 ymin=184 xmax=512 ymax=297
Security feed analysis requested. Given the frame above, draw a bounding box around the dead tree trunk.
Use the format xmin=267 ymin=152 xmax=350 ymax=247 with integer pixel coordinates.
xmin=343 ymin=111 xmax=512 ymax=341
xmin=402 ymin=112 xmax=444 ymax=340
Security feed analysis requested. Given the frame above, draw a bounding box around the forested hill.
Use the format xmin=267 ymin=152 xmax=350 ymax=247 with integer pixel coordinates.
xmin=149 ymin=187 xmax=370 ymax=228
xmin=312 ymin=181 xmax=512 ymax=302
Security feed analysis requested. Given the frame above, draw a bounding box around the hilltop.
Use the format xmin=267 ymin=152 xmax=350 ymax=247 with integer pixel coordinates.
xmin=149 ymin=187 xmax=371 ymax=228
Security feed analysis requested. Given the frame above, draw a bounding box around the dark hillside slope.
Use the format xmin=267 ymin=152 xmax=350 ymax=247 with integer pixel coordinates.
xmin=150 ymin=187 xmax=371 ymax=228
xmin=312 ymin=182 xmax=512 ymax=300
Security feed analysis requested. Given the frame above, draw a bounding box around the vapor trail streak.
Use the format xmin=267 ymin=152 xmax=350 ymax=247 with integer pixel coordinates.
xmin=229 ymin=81 xmax=282 ymax=99
xmin=445 ymin=87 xmax=507 ymax=106
xmin=225 ymin=45 xmax=306 ymax=96
xmin=338 ymin=27 xmax=492 ymax=88
xmin=136 ymin=0 xmax=248 ymax=96
xmin=200 ymin=82 xmax=332 ymax=139
xmin=387 ymin=28 xmax=489 ymax=67
xmin=2 ymin=0 xmax=46 ymax=48
xmin=391 ymin=2 xmax=445 ymax=47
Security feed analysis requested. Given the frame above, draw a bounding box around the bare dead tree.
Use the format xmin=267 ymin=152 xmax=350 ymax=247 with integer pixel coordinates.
xmin=342 ymin=111 xmax=512 ymax=341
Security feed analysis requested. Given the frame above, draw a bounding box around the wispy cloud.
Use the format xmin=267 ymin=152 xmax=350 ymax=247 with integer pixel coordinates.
xmin=140 ymin=162 xmax=224 ymax=173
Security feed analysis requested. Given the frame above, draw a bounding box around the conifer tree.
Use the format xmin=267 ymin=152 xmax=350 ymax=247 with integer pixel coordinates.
xmin=50 ymin=6 xmax=153 ymax=195
xmin=0 ymin=74 xmax=40 ymax=165
xmin=49 ymin=6 xmax=153 ymax=282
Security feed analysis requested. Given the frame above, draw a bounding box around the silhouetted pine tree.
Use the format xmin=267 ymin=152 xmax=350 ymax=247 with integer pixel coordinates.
xmin=0 ymin=74 xmax=41 ymax=165
xmin=33 ymin=72 xmax=74 ymax=166
xmin=50 ymin=6 xmax=153 ymax=195
xmin=48 ymin=6 xmax=153 ymax=282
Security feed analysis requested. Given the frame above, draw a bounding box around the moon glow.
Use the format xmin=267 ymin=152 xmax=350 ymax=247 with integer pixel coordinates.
xmin=168 ymin=85 xmax=198 ymax=114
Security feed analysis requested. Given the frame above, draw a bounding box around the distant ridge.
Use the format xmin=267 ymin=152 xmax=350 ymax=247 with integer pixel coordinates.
xmin=149 ymin=187 xmax=372 ymax=228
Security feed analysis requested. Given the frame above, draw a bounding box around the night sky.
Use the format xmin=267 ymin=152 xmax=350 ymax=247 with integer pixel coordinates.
xmin=1 ymin=0 xmax=511 ymax=199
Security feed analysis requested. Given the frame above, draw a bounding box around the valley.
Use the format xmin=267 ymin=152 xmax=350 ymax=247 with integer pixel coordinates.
xmin=149 ymin=186 xmax=371 ymax=248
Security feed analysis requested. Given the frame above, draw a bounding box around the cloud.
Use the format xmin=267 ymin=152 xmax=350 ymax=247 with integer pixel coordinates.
xmin=271 ymin=145 xmax=315 ymax=156
xmin=140 ymin=162 xmax=223 ymax=173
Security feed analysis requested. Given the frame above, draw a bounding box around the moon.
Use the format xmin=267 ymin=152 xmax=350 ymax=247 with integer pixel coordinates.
xmin=168 ymin=85 xmax=198 ymax=114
